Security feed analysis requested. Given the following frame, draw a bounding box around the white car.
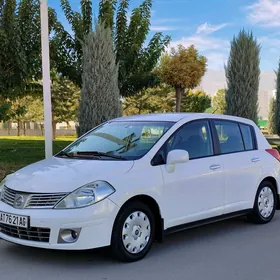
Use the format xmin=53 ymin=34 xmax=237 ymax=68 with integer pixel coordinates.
xmin=0 ymin=113 xmax=280 ymax=262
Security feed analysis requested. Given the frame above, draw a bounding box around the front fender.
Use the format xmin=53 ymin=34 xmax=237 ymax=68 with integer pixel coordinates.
xmin=108 ymin=158 xmax=165 ymax=217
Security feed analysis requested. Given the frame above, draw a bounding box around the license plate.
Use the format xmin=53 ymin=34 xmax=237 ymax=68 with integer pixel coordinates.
xmin=0 ymin=212 xmax=29 ymax=229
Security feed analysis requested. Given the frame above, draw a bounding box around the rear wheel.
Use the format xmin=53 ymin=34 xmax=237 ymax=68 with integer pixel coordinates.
xmin=111 ymin=201 xmax=155 ymax=262
xmin=249 ymin=181 xmax=277 ymax=224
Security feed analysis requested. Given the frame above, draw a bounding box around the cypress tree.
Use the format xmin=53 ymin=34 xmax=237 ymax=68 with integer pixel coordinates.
xmin=225 ymin=29 xmax=260 ymax=123
xmin=77 ymin=22 xmax=120 ymax=136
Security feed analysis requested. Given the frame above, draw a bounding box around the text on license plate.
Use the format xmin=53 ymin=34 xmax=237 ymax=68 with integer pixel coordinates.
xmin=0 ymin=212 xmax=29 ymax=228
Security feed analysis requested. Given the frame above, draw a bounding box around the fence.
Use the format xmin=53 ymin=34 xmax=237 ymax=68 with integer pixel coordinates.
xmin=266 ymin=136 xmax=280 ymax=147
xmin=0 ymin=129 xmax=76 ymax=137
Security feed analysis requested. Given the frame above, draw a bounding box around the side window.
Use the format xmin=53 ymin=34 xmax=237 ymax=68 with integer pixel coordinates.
xmin=167 ymin=121 xmax=214 ymax=160
xmin=214 ymin=120 xmax=244 ymax=154
xmin=240 ymin=124 xmax=255 ymax=151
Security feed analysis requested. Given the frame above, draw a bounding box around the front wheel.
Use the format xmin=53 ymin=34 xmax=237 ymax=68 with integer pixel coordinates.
xmin=249 ymin=181 xmax=277 ymax=224
xmin=111 ymin=201 xmax=155 ymax=262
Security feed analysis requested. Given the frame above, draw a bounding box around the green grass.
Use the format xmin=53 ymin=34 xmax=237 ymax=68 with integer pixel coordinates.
xmin=0 ymin=136 xmax=76 ymax=180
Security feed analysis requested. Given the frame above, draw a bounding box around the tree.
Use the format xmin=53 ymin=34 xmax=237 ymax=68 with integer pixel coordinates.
xmin=212 ymin=89 xmax=226 ymax=114
xmin=122 ymin=84 xmax=174 ymax=115
xmin=14 ymin=72 xmax=81 ymax=139
xmin=122 ymin=86 xmax=211 ymax=116
xmin=275 ymin=60 xmax=280 ymax=136
xmin=181 ymin=90 xmax=211 ymax=113
xmin=0 ymin=0 xmax=61 ymax=95
xmin=4 ymin=96 xmax=28 ymax=136
xmin=0 ymin=0 xmax=67 ymax=122
xmin=77 ymin=22 xmax=120 ymax=136
xmin=204 ymin=107 xmax=216 ymax=113
xmin=51 ymin=73 xmax=80 ymax=139
xmin=0 ymin=99 xmax=12 ymax=122
xmin=25 ymin=98 xmax=44 ymax=123
xmin=1 ymin=94 xmax=44 ymax=136
xmin=17 ymin=0 xmax=42 ymax=80
xmin=225 ymin=29 xmax=260 ymax=123
xmin=156 ymin=45 xmax=207 ymax=112
xmin=100 ymin=0 xmax=171 ymax=97
xmin=56 ymin=0 xmax=92 ymax=87
xmin=22 ymin=96 xmax=44 ymax=135
xmin=0 ymin=0 xmax=26 ymax=96
xmin=268 ymin=97 xmax=277 ymax=135
xmin=60 ymin=0 xmax=170 ymax=95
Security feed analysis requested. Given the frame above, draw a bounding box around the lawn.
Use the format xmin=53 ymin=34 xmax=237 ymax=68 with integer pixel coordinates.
xmin=0 ymin=136 xmax=76 ymax=180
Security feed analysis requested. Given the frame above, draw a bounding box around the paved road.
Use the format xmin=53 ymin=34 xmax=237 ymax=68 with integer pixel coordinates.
xmin=1 ymin=213 xmax=280 ymax=280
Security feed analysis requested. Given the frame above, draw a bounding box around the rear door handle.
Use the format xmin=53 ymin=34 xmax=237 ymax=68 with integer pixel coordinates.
xmin=210 ymin=164 xmax=221 ymax=170
xmin=251 ymin=157 xmax=260 ymax=163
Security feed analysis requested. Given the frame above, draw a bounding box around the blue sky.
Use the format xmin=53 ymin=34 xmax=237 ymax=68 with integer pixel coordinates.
xmin=48 ymin=0 xmax=280 ymax=72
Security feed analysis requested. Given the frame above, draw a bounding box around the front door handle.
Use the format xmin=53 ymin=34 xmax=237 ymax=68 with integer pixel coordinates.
xmin=210 ymin=164 xmax=221 ymax=170
xmin=252 ymin=157 xmax=260 ymax=163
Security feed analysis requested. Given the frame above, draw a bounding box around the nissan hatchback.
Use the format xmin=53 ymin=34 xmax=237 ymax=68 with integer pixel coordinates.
xmin=0 ymin=113 xmax=280 ymax=262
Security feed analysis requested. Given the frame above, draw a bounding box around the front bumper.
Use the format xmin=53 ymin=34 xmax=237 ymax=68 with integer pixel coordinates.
xmin=0 ymin=199 xmax=120 ymax=250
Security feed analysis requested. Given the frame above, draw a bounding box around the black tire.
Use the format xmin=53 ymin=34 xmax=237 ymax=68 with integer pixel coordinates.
xmin=111 ymin=201 xmax=155 ymax=262
xmin=248 ymin=180 xmax=277 ymax=224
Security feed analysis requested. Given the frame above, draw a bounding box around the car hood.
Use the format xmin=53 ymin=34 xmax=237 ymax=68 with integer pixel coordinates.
xmin=5 ymin=157 xmax=134 ymax=193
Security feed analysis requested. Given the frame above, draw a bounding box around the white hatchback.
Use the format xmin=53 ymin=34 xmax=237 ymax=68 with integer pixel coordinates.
xmin=1 ymin=113 xmax=280 ymax=262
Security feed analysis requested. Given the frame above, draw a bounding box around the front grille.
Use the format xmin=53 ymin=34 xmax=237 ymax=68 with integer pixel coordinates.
xmin=0 ymin=223 xmax=50 ymax=243
xmin=1 ymin=186 xmax=68 ymax=209
xmin=26 ymin=193 xmax=67 ymax=208
xmin=1 ymin=187 xmax=16 ymax=207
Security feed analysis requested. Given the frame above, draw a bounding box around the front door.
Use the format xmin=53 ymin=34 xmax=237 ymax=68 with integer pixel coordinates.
xmin=160 ymin=120 xmax=225 ymax=228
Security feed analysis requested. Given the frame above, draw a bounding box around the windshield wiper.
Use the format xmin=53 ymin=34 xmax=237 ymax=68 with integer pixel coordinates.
xmin=110 ymin=136 xmax=141 ymax=154
xmin=56 ymin=150 xmax=72 ymax=158
xmin=76 ymin=151 xmax=126 ymax=160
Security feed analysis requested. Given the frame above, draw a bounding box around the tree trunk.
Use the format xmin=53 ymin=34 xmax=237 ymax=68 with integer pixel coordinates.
xmin=175 ymin=87 xmax=184 ymax=112
xmin=52 ymin=121 xmax=57 ymax=140
xmin=40 ymin=123 xmax=44 ymax=136
xmin=17 ymin=120 xmax=20 ymax=136
xmin=23 ymin=122 xmax=26 ymax=136
xmin=8 ymin=122 xmax=11 ymax=136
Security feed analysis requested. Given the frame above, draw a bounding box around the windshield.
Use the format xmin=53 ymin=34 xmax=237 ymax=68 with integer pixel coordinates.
xmin=58 ymin=121 xmax=174 ymax=160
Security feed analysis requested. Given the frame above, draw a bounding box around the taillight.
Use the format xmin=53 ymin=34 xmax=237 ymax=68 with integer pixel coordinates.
xmin=266 ymin=148 xmax=280 ymax=161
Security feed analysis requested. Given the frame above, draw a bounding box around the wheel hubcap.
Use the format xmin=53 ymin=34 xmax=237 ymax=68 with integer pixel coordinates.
xmin=258 ymin=186 xmax=274 ymax=218
xmin=122 ymin=211 xmax=151 ymax=254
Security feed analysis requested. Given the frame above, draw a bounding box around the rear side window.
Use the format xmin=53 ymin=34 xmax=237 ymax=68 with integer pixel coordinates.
xmin=240 ymin=124 xmax=254 ymax=151
xmin=214 ymin=120 xmax=244 ymax=154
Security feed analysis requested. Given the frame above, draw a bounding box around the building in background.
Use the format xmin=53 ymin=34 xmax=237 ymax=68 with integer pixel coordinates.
xmin=201 ymin=70 xmax=276 ymax=122
xmin=258 ymin=89 xmax=272 ymax=120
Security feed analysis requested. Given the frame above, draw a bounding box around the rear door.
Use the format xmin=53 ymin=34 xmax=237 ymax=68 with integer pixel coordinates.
xmin=211 ymin=120 xmax=261 ymax=214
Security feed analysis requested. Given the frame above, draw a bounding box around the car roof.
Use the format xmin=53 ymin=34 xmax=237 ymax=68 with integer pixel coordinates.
xmin=112 ymin=113 xmax=255 ymax=125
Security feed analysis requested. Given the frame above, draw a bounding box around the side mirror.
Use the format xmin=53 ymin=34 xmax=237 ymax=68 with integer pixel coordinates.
xmin=166 ymin=149 xmax=189 ymax=173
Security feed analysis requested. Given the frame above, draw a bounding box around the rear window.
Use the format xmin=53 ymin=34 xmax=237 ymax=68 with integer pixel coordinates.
xmin=240 ymin=124 xmax=254 ymax=151
xmin=214 ymin=120 xmax=256 ymax=154
xmin=214 ymin=120 xmax=244 ymax=154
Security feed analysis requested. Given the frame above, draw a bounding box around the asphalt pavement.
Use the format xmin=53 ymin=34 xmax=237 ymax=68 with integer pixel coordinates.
xmin=1 ymin=213 xmax=280 ymax=280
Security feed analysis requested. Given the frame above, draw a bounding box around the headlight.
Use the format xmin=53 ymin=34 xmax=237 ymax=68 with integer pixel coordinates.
xmin=0 ymin=178 xmax=6 ymax=198
xmin=54 ymin=181 xmax=115 ymax=209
